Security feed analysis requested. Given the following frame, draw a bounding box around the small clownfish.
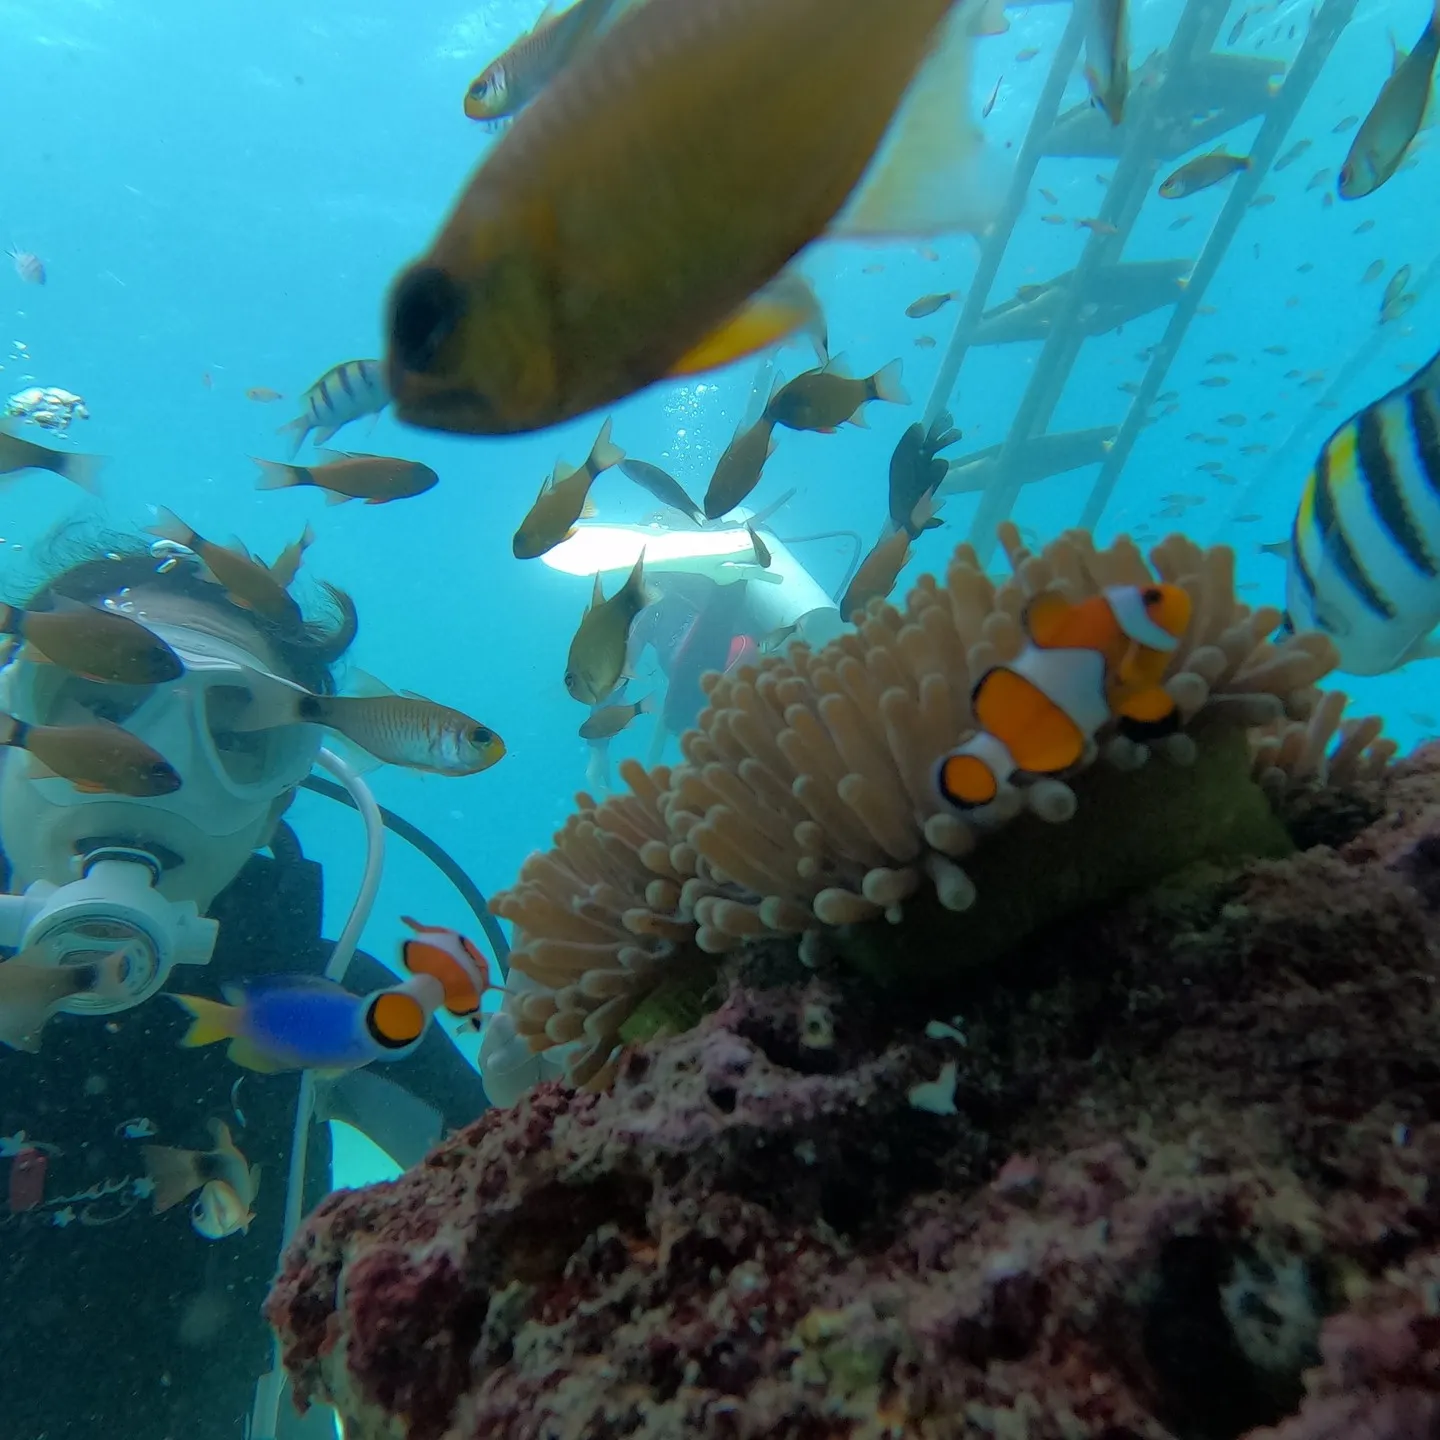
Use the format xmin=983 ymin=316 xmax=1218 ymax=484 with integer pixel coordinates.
xmin=400 ymin=917 xmax=502 ymax=1025
xmin=934 ymin=583 xmax=1192 ymax=809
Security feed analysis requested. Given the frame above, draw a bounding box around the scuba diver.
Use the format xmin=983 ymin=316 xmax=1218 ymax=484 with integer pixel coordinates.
xmin=479 ymin=504 xmax=854 ymax=1108
xmin=0 ymin=532 xmax=491 ymax=1440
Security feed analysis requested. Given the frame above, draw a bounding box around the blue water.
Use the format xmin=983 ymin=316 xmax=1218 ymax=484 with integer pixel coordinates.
xmin=2 ymin=0 xmax=1438 ymax=1158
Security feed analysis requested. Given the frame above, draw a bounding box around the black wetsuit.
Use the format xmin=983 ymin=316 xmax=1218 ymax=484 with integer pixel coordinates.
xmin=0 ymin=830 xmax=489 ymax=1440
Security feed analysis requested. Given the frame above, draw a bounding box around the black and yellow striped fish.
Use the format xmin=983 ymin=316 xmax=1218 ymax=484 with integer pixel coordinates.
xmin=278 ymin=359 xmax=390 ymax=457
xmin=1281 ymin=346 xmax=1440 ymax=675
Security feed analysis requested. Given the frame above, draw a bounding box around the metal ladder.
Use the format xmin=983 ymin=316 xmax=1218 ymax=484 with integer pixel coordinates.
xmin=926 ymin=0 xmax=1358 ymax=562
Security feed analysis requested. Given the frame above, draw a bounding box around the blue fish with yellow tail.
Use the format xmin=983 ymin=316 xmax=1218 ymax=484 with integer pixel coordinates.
xmin=170 ymin=973 xmax=442 ymax=1074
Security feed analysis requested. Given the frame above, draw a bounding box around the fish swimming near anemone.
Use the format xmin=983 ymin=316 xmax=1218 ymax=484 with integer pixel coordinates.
xmin=933 ymin=583 xmax=1192 ymax=808
xmin=385 ymin=0 xmax=999 ymax=435
xmin=1270 ymin=344 xmax=1440 ymax=676
xmin=170 ymin=974 xmax=442 ymax=1074
xmin=889 ymin=412 xmax=960 ymax=536
xmin=399 ymin=917 xmax=504 ymax=1026
xmin=565 ymin=549 xmax=652 ymax=704
xmin=513 ymin=417 xmax=624 ymax=558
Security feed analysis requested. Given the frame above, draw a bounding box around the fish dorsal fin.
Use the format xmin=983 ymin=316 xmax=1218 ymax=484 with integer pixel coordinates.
xmin=345 ymin=667 xmax=398 ymax=700
xmin=821 ymin=351 xmax=851 ymax=377
xmin=590 ymin=572 xmax=605 ymax=609
xmin=1023 ymin=591 xmax=1074 ymax=648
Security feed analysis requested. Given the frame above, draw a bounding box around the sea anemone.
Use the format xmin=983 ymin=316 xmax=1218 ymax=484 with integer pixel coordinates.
xmin=489 ymin=524 xmax=1390 ymax=1090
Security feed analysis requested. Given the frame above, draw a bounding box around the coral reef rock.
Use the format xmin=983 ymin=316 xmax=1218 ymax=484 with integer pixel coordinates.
xmin=269 ymin=745 xmax=1440 ymax=1440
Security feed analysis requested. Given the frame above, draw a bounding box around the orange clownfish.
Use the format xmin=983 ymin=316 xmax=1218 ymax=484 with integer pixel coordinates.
xmin=399 ymin=917 xmax=502 ymax=1024
xmin=934 ymin=583 xmax=1193 ymax=809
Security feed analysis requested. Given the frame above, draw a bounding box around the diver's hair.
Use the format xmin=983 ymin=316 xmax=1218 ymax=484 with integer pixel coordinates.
xmin=11 ymin=524 xmax=358 ymax=696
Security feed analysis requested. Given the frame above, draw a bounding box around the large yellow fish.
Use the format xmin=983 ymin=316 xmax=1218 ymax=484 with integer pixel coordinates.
xmin=387 ymin=0 xmax=993 ymax=435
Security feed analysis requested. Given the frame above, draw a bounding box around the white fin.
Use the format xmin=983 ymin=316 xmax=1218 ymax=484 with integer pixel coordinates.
xmin=870 ymin=358 xmax=909 ymax=405
xmin=345 ymin=667 xmax=398 ymax=700
xmin=831 ymin=6 xmax=1003 ymax=239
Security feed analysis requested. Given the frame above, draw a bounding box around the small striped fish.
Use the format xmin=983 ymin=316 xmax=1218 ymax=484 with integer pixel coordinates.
xmin=279 ymin=359 xmax=389 ymax=457
xmin=1281 ymin=346 xmax=1440 ymax=675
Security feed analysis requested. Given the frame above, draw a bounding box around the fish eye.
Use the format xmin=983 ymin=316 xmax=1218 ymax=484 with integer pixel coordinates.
xmin=1141 ymin=586 xmax=1163 ymax=607
xmin=564 ymin=671 xmax=578 ymax=693
xmin=389 ymin=266 xmax=466 ymax=375
xmin=469 ymin=725 xmax=494 ymax=746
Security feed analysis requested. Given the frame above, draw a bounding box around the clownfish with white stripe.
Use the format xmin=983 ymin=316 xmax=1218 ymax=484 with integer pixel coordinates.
xmin=399 ymin=917 xmax=503 ymax=1027
xmin=1270 ymin=346 xmax=1440 ymax=676
xmin=934 ymin=583 xmax=1192 ymax=809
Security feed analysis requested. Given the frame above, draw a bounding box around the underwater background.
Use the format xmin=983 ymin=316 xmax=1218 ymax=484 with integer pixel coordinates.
xmin=2 ymin=0 xmax=1438 ymax=1209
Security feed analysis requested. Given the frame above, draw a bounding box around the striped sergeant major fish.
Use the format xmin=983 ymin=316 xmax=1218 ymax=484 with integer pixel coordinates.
xmin=1276 ymin=346 xmax=1440 ymax=676
xmin=933 ymin=584 xmax=1192 ymax=809
xmin=278 ymin=359 xmax=390 ymax=457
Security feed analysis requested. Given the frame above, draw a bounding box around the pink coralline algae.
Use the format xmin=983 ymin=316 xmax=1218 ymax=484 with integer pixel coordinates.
xmin=268 ymin=747 xmax=1440 ymax=1439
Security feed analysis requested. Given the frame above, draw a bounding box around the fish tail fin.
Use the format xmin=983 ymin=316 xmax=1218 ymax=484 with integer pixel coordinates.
xmin=58 ymin=451 xmax=103 ymax=495
xmin=253 ymin=457 xmax=305 ymax=491
xmin=587 ymin=416 xmax=624 ymax=474
xmin=636 ymin=691 xmax=658 ymax=716
xmin=870 ymin=359 xmax=909 ymax=406
xmin=141 ymin=1144 xmax=204 ymax=1212
xmin=146 ymin=506 xmax=195 ymax=549
xmin=1258 ymin=539 xmax=1290 ymax=559
xmin=831 ymin=5 xmax=1003 ymax=240
xmin=276 ymin=416 xmax=310 ymax=459
xmin=311 ymin=424 xmax=338 ymax=449
xmin=169 ymin=993 xmax=239 ymax=1048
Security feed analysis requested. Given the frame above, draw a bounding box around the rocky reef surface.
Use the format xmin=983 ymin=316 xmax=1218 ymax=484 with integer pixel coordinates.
xmin=268 ymin=747 xmax=1440 ymax=1440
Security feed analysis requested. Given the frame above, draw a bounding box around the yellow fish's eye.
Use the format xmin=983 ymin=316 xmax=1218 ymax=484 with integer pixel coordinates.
xmin=469 ymin=725 xmax=495 ymax=747
xmin=389 ymin=266 xmax=466 ymax=375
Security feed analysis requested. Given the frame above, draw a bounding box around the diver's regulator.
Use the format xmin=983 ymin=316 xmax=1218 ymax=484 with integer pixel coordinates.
xmin=0 ymin=847 xmax=218 ymax=1014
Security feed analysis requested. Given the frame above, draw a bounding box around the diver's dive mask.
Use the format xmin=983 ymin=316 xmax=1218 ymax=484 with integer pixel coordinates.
xmin=0 ymin=609 xmax=324 ymax=1013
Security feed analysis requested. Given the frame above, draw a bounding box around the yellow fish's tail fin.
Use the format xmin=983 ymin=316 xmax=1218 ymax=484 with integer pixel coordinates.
xmin=170 ymin=993 xmax=239 ymax=1048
